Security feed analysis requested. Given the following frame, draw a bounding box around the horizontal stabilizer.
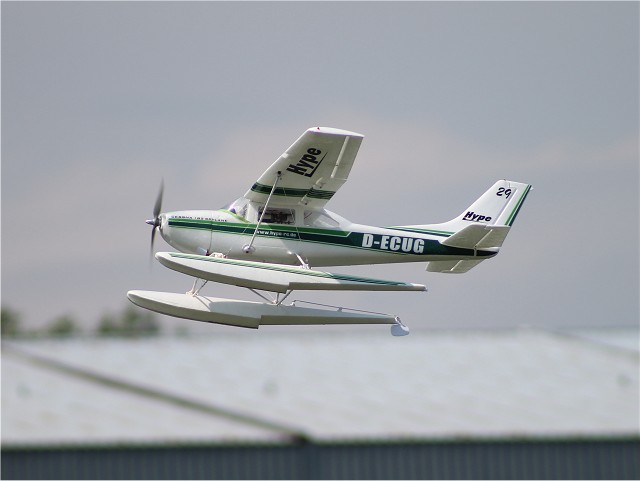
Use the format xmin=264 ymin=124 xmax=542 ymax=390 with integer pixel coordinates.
xmin=127 ymin=290 xmax=399 ymax=329
xmin=426 ymin=259 xmax=485 ymax=274
xmin=441 ymin=224 xmax=510 ymax=249
xmin=156 ymin=252 xmax=426 ymax=293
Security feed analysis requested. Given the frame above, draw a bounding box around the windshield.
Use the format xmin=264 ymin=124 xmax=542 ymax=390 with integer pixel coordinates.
xmin=222 ymin=198 xmax=249 ymax=220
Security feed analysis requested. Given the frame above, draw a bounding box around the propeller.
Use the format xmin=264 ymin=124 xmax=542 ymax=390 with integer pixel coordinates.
xmin=146 ymin=180 xmax=164 ymax=262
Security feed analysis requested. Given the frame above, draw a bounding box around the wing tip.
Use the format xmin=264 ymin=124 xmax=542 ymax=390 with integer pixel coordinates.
xmin=308 ymin=126 xmax=364 ymax=138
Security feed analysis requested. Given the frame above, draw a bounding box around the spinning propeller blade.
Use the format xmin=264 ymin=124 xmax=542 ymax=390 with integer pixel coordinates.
xmin=146 ymin=180 xmax=164 ymax=263
xmin=153 ymin=179 xmax=164 ymax=221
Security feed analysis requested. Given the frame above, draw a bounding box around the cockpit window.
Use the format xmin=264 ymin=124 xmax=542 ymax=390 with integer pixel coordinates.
xmin=259 ymin=207 xmax=295 ymax=225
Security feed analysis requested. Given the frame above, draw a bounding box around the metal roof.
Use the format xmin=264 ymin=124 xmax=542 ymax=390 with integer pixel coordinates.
xmin=2 ymin=327 xmax=638 ymax=446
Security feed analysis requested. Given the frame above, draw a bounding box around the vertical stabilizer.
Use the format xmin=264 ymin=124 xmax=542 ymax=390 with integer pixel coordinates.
xmin=415 ymin=180 xmax=532 ymax=235
xmin=448 ymin=180 xmax=531 ymax=230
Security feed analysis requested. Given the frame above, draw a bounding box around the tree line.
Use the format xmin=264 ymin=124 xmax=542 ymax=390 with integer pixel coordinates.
xmin=1 ymin=305 xmax=163 ymax=338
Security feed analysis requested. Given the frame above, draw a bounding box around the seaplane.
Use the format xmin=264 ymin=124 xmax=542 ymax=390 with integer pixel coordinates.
xmin=128 ymin=127 xmax=531 ymax=336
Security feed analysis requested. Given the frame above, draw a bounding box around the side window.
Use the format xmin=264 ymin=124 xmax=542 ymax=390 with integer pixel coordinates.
xmin=259 ymin=207 xmax=295 ymax=225
xmin=304 ymin=211 xmax=340 ymax=228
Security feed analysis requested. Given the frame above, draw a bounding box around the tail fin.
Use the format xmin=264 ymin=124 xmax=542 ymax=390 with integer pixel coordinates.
xmin=436 ymin=180 xmax=532 ymax=233
xmin=412 ymin=180 xmax=532 ymax=273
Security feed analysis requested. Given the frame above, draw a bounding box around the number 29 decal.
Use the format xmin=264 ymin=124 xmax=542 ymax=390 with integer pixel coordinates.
xmin=497 ymin=187 xmax=512 ymax=198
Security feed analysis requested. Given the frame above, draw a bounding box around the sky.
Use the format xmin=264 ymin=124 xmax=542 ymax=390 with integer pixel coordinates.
xmin=2 ymin=1 xmax=638 ymax=334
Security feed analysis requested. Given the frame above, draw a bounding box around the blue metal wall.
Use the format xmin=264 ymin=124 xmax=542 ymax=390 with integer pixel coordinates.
xmin=3 ymin=437 xmax=639 ymax=480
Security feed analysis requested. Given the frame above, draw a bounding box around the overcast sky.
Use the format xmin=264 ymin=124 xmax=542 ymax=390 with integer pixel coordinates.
xmin=2 ymin=2 xmax=638 ymax=334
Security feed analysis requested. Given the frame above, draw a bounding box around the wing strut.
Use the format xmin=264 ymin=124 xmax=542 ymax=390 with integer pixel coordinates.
xmin=243 ymin=171 xmax=282 ymax=254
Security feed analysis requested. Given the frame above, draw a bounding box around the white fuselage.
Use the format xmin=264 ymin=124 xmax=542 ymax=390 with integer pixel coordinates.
xmin=156 ymin=206 xmax=494 ymax=268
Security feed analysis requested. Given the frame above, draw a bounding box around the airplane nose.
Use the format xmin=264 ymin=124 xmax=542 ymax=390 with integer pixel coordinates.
xmin=149 ymin=214 xmax=164 ymax=245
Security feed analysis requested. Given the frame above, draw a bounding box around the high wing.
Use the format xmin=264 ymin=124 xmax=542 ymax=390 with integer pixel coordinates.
xmin=244 ymin=127 xmax=364 ymax=208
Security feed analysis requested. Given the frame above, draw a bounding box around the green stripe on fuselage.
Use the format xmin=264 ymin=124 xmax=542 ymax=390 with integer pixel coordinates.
xmin=220 ymin=209 xmax=250 ymax=223
xmin=386 ymin=227 xmax=455 ymax=237
xmin=167 ymin=218 xmax=491 ymax=258
xmin=168 ymin=218 xmax=349 ymax=237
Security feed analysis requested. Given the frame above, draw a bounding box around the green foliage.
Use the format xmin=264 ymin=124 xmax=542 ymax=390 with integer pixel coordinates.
xmin=97 ymin=305 xmax=160 ymax=337
xmin=47 ymin=314 xmax=79 ymax=337
xmin=1 ymin=306 xmax=21 ymax=337
xmin=1 ymin=304 xmax=161 ymax=338
xmin=97 ymin=312 xmax=119 ymax=336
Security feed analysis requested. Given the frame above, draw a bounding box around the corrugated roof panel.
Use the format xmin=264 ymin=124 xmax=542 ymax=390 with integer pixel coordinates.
xmin=2 ymin=328 xmax=638 ymax=445
xmin=1 ymin=355 xmax=283 ymax=445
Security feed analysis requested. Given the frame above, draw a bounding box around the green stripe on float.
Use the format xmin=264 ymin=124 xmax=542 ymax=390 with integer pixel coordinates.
xmin=168 ymin=252 xmax=412 ymax=286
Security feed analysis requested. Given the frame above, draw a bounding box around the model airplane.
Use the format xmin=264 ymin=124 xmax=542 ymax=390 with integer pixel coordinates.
xmin=128 ymin=127 xmax=531 ymax=335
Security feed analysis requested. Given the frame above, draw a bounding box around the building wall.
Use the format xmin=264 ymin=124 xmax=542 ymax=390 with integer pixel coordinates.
xmin=3 ymin=437 xmax=639 ymax=480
